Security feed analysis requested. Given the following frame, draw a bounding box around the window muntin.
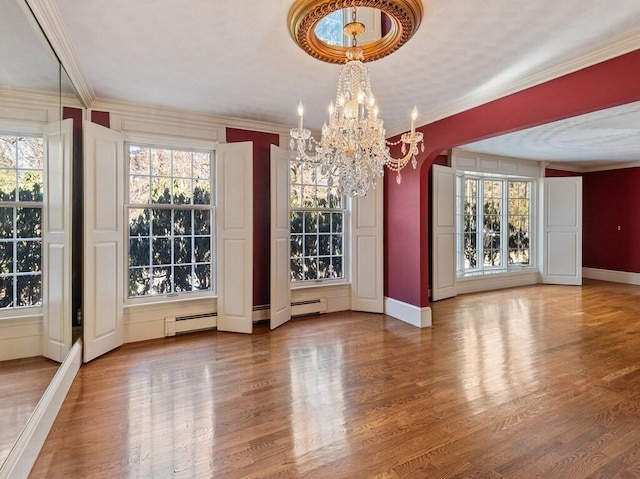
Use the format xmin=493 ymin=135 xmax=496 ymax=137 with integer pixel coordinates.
xmin=0 ymin=135 xmax=43 ymax=309
xmin=458 ymin=174 xmax=532 ymax=276
xmin=290 ymin=160 xmax=345 ymax=282
xmin=126 ymin=144 xmax=213 ymax=298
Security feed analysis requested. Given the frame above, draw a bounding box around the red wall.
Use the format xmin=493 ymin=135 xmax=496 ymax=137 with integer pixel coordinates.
xmin=583 ymin=167 xmax=640 ymax=272
xmin=385 ymin=48 xmax=640 ymax=308
xmin=225 ymin=128 xmax=279 ymax=307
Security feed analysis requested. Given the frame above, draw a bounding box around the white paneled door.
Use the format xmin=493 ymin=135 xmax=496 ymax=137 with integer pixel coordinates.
xmin=270 ymin=145 xmax=291 ymax=329
xmin=216 ymin=142 xmax=253 ymax=333
xmin=83 ymin=121 xmax=124 ymax=362
xmin=542 ymin=177 xmax=582 ymax=285
xmin=42 ymin=119 xmax=73 ymax=362
xmin=431 ymin=164 xmax=457 ymax=301
xmin=351 ymin=178 xmax=384 ymax=313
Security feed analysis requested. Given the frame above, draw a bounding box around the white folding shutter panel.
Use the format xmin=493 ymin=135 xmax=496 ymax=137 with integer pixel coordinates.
xmin=542 ymin=177 xmax=582 ymax=285
xmin=270 ymin=145 xmax=291 ymax=329
xmin=351 ymin=180 xmax=383 ymax=312
xmin=42 ymin=118 xmax=73 ymax=362
xmin=83 ymin=121 xmax=124 ymax=362
xmin=216 ymin=142 xmax=253 ymax=333
xmin=431 ymin=164 xmax=457 ymax=301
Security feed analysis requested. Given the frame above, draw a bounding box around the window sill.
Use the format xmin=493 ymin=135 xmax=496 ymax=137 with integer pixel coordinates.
xmin=124 ymin=293 xmax=216 ymax=311
xmin=291 ymin=280 xmax=350 ymax=291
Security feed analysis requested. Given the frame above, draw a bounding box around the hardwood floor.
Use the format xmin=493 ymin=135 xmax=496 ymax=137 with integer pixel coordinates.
xmin=0 ymin=356 xmax=58 ymax=466
xmin=29 ymin=280 xmax=640 ymax=478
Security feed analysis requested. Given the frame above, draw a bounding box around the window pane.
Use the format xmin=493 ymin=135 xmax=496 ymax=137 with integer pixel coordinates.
xmin=194 ymin=210 xmax=210 ymax=235
xmin=193 ymin=179 xmax=211 ymax=205
xmin=129 ymin=146 xmax=149 ymax=175
xmin=0 ymin=276 xmax=13 ymax=308
xmin=319 ymin=235 xmax=330 ymax=255
xmin=172 ymin=151 xmax=192 ymax=178
xmin=193 ymin=152 xmax=210 ymax=180
xmin=174 ymin=210 xmax=192 ymax=235
xmin=0 ymin=137 xmax=17 ymax=168
xmin=18 ymin=170 xmax=43 ymax=201
xmin=17 ymin=240 xmax=40 ymax=272
xmin=318 ymin=212 xmax=331 ymax=233
xmin=194 ymin=264 xmax=211 ymax=290
xmin=129 ymin=238 xmax=149 ymax=267
xmin=152 ymin=237 xmax=171 ymax=265
xmin=151 ymin=177 xmax=171 ymax=204
xmin=331 ymin=213 xmax=343 ymax=233
xmin=17 ymin=137 xmax=43 ymax=169
xmin=332 ymin=235 xmax=342 ymax=255
xmin=508 ymin=181 xmax=531 ymax=266
xmin=0 ymin=208 xmax=13 ymax=238
xmin=174 ymin=265 xmax=193 ymax=292
xmin=0 ymin=242 xmax=13 ymax=274
xmin=130 ymin=176 xmax=151 ymax=204
xmin=129 ymin=209 xmax=150 ymax=236
xmin=0 ymin=169 xmax=17 ymax=201
xmin=483 ymin=180 xmax=502 ymax=268
xmin=304 ymin=258 xmax=317 ymax=280
xmin=152 ymin=209 xmax=172 ymax=236
xmin=194 ymin=237 xmax=210 ymax=263
xmin=150 ymin=149 xmax=171 ymax=176
xmin=304 ymin=212 xmax=317 ymax=233
xmin=17 ymin=274 xmax=41 ymax=307
xmin=290 ymin=211 xmax=302 ymax=234
xmin=173 ymin=178 xmax=192 ymax=205
xmin=304 ymin=235 xmax=318 ymax=256
xmin=291 ymin=235 xmax=302 ymax=257
xmin=151 ymin=267 xmax=171 ymax=294
xmin=129 ymin=268 xmax=150 ymax=296
xmin=331 ymin=257 xmax=342 ymax=278
xmin=16 ymin=208 xmax=41 ymax=238
xmin=290 ymin=258 xmax=303 ymax=281
xmin=318 ymin=257 xmax=331 ymax=278
xmin=174 ymin=237 xmax=192 ymax=264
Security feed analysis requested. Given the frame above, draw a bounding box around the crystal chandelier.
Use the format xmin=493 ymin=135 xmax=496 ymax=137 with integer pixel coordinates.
xmin=289 ymin=6 xmax=424 ymax=197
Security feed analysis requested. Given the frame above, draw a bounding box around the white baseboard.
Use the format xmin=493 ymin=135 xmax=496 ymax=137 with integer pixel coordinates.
xmin=384 ymin=297 xmax=432 ymax=328
xmin=0 ymin=339 xmax=82 ymax=479
xmin=455 ymin=270 xmax=539 ymax=295
xmin=583 ymin=267 xmax=640 ymax=285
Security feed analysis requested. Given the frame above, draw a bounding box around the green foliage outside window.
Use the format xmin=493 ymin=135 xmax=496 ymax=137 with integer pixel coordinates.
xmin=0 ymin=135 xmax=43 ymax=309
xmin=127 ymin=145 xmax=212 ymax=298
xmin=290 ymin=160 xmax=344 ymax=282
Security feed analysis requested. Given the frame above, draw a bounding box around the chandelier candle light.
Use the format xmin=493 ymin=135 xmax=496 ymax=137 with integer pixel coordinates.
xmin=289 ymin=2 xmax=424 ymax=197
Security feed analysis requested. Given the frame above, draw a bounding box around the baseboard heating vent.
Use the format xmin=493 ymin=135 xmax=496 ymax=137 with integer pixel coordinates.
xmin=291 ymin=298 xmax=328 ymax=318
xmin=165 ymin=312 xmax=217 ymax=336
xmin=253 ymin=304 xmax=270 ymax=322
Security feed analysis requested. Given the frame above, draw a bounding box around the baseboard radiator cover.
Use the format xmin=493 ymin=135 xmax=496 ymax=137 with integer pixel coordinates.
xmin=291 ymin=298 xmax=328 ymax=318
xmin=165 ymin=312 xmax=217 ymax=336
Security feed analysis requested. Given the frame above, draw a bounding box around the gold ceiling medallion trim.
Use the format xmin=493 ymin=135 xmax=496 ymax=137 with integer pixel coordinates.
xmin=288 ymin=0 xmax=423 ymax=64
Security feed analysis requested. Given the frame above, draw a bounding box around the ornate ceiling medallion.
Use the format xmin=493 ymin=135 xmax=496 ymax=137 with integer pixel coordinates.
xmin=288 ymin=0 xmax=424 ymax=64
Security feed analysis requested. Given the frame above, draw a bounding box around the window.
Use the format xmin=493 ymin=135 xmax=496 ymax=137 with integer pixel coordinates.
xmin=126 ymin=144 xmax=213 ymax=298
xmin=457 ymin=174 xmax=532 ymax=276
xmin=0 ymin=135 xmax=43 ymax=309
xmin=290 ymin=160 xmax=345 ymax=282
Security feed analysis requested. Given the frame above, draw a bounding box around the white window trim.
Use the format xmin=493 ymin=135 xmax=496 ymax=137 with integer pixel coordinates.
xmin=451 ymin=149 xmax=542 ymax=281
xmin=122 ymin=136 xmax=218 ymax=306
xmin=0 ymin=131 xmax=45 ymax=316
xmin=289 ymin=163 xmax=350 ymax=287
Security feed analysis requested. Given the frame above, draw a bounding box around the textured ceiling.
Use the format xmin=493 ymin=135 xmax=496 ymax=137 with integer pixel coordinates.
xmin=5 ymin=1 xmax=640 ymax=168
xmin=459 ymin=101 xmax=640 ymax=170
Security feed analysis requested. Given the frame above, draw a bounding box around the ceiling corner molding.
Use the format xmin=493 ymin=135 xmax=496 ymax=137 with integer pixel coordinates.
xmin=388 ymin=26 xmax=640 ymax=137
xmin=24 ymin=0 xmax=95 ymax=108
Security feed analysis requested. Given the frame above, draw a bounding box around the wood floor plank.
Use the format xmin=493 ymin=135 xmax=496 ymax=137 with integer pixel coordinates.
xmin=28 ymin=279 xmax=640 ymax=478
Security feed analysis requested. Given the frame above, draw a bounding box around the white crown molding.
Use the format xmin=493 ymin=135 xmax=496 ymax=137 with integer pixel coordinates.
xmin=546 ymin=160 xmax=640 ymax=173
xmin=91 ymin=97 xmax=293 ymax=138
xmin=387 ymin=27 xmax=640 ymax=137
xmin=23 ymin=0 xmax=96 ymax=108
